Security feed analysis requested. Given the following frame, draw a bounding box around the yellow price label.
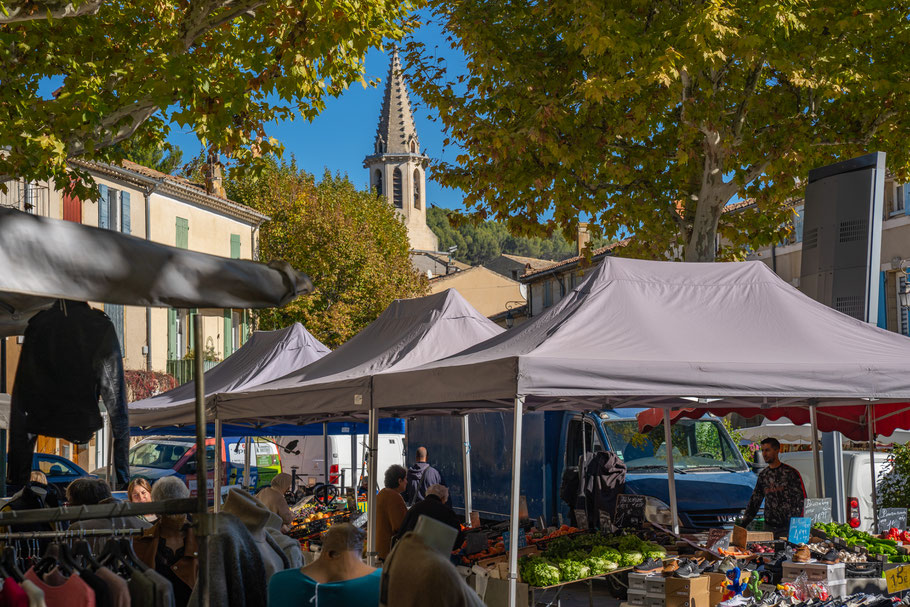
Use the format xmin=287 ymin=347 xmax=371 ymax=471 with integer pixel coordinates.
xmin=886 ymin=564 xmax=910 ymax=594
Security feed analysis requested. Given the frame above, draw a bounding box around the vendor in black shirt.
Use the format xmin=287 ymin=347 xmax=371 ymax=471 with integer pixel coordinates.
xmin=741 ymin=437 xmax=806 ymax=536
xmin=394 ymin=484 xmax=464 ymax=551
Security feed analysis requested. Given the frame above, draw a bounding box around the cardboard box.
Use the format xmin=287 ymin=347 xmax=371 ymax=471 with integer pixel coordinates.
xmin=665 ymin=576 xmax=710 ymax=607
xmin=732 ymin=525 xmax=774 ymax=548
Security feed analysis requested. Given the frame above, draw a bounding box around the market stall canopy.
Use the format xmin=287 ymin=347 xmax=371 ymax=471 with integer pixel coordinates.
xmin=129 ymin=419 xmax=406 ymax=437
xmin=371 ymin=257 xmax=910 ymax=416
xmin=637 ymin=402 xmax=910 ymax=443
xmin=129 ymin=323 xmax=330 ymax=430
xmin=212 ymin=289 xmax=504 ymax=426
xmin=736 ymin=417 xmax=910 ymax=445
xmin=0 ymin=208 xmax=313 ymax=336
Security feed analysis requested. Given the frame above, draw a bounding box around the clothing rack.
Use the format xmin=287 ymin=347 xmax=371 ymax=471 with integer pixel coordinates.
xmin=0 ymin=498 xmax=197 ymax=526
xmin=0 ymin=528 xmax=142 ymax=540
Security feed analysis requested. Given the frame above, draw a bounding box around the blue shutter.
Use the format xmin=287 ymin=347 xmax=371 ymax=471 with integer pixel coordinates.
xmin=120 ymin=191 xmax=131 ymax=234
xmin=98 ymin=184 xmax=109 ymax=229
xmin=878 ymin=271 xmax=888 ymax=330
xmin=104 ymin=304 xmax=125 ymax=353
xmin=904 ymin=186 xmax=910 ymax=216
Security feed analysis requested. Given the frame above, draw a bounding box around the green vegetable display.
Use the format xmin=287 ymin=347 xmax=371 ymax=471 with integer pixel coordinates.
xmin=518 ymin=532 xmax=667 ymax=587
xmin=813 ymin=523 xmax=905 ymax=562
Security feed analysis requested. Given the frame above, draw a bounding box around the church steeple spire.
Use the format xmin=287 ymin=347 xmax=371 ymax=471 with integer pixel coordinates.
xmin=373 ymin=49 xmax=420 ymax=155
xmin=364 ymin=50 xmax=439 ymax=252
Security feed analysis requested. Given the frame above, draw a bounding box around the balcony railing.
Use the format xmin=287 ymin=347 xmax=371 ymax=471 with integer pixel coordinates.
xmin=166 ymin=359 xmax=219 ymax=385
xmin=0 ymin=180 xmax=49 ymax=216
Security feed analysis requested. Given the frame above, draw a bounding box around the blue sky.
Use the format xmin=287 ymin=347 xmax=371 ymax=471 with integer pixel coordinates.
xmin=166 ymin=16 xmax=468 ymax=211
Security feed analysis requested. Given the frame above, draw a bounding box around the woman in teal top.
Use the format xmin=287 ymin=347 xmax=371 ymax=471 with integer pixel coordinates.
xmin=269 ymin=523 xmax=380 ymax=607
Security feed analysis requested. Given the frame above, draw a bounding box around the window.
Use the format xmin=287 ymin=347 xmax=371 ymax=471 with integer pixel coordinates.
xmin=375 ymin=170 xmax=383 ymax=196
xmin=129 ymin=441 xmax=189 ymax=470
xmin=413 ymin=169 xmax=421 ymax=209
xmin=38 ymin=457 xmax=80 ymax=477
xmin=543 ymin=280 xmax=553 ymax=308
xmin=409 ymin=140 xmax=416 ymax=153
xmin=232 ymin=310 xmax=241 ymax=352
xmin=793 ymin=205 xmax=805 ymax=243
xmin=511 ymin=270 xmax=519 ymax=280
xmin=98 ymin=185 xmax=120 ymax=230
xmin=896 ymin=185 xmax=907 ymax=215
xmin=392 ymin=168 xmax=403 ymax=208
xmin=564 ymin=418 xmax=602 ymax=471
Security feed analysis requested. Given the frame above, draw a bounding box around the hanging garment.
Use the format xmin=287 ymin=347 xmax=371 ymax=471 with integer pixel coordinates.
xmin=126 ymin=570 xmax=156 ymax=607
xmin=0 ymin=577 xmax=29 ymax=607
xmin=583 ymin=451 xmax=627 ymax=524
xmin=79 ymin=569 xmax=113 ymax=607
xmin=187 ymin=514 xmax=269 ymax=607
xmin=24 ymin=567 xmax=96 ymax=607
xmin=220 ymin=490 xmax=290 ymax=580
xmin=19 ymin=579 xmax=46 ymax=607
xmin=93 ymin=568 xmax=129 ymax=607
xmin=133 ymin=522 xmax=197 ymax=607
xmin=8 ymin=300 xmax=130 ymax=488
xmin=142 ymin=570 xmax=176 ymax=607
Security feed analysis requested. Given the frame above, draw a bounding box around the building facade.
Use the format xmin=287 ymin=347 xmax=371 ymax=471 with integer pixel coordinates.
xmin=363 ymin=51 xmax=439 ymax=252
xmin=1 ymin=159 xmax=267 ymax=469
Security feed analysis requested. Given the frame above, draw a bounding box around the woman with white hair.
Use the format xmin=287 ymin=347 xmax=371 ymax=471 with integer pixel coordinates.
xmin=133 ymin=476 xmax=199 ymax=607
xmin=392 ymin=484 xmax=464 ymax=552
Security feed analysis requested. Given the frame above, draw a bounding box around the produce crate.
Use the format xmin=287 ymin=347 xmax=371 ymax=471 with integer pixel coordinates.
xmin=844 ymin=561 xmax=883 ymax=579
xmin=782 ymin=562 xmax=845 ymax=584
xmin=732 ymin=525 xmax=774 ymax=548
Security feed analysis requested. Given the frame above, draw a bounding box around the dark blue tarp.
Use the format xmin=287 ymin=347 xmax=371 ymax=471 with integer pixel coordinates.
xmin=130 ymin=418 xmax=405 ymax=437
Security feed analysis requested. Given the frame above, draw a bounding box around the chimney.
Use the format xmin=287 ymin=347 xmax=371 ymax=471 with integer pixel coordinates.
xmin=204 ymin=147 xmax=226 ymax=198
xmin=577 ymin=222 xmax=591 ymax=256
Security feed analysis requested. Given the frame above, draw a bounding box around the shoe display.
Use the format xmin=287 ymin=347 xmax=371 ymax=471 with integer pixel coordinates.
xmin=819 ymin=549 xmax=840 ymax=564
xmin=662 ymin=559 xmax=680 ymax=574
xmin=674 ymin=560 xmax=701 ymax=579
xmin=634 ymin=557 xmax=663 ymax=573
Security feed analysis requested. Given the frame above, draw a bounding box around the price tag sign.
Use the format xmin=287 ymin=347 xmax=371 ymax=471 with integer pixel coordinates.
xmin=885 ymin=563 xmax=910 ymax=594
xmin=804 ymin=498 xmax=833 ymax=524
xmin=502 ymin=530 xmax=527 ymax=552
xmin=878 ymin=508 xmax=908 ymax=534
xmin=615 ymin=494 xmax=647 ymax=529
xmin=788 ymin=517 xmax=812 ymax=545
xmin=706 ymin=528 xmax=732 ymax=551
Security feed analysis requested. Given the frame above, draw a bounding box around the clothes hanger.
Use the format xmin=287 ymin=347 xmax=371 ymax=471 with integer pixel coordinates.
xmin=118 ymin=537 xmax=148 ymax=572
xmin=1 ymin=545 xmax=23 ymax=584
xmin=35 ymin=541 xmax=73 ymax=577
xmin=72 ymin=538 xmax=101 ymax=572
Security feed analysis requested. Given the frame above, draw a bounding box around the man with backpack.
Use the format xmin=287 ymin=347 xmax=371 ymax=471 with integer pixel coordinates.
xmin=404 ymin=446 xmax=444 ymax=506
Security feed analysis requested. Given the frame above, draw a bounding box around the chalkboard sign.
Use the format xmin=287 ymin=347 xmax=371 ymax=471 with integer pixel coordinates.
xmin=878 ymin=508 xmax=908 ymax=534
xmin=804 ymin=498 xmax=833 ymax=524
xmin=615 ymin=494 xmax=647 ymax=529
xmin=789 ymin=517 xmax=812 ymax=544
xmin=503 ymin=530 xmax=527 ymax=552
xmin=706 ymin=528 xmax=732 ymax=551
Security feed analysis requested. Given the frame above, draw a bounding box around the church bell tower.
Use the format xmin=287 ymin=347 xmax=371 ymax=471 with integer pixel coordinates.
xmin=364 ymin=50 xmax=439 ymax=252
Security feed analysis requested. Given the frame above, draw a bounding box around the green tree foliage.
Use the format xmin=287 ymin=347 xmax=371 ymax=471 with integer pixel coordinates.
xmin=114 ymin=141 xmax=184 ymax=175
xmin=405 ymin=2 xmax=910 ymax=262
xmin=0 ymin=0 xmax=420 ymax=200
xmin=428 ymin=206 xmax=609 ymax=266
xmin=227 ymin=159 xmax=427 ymax=347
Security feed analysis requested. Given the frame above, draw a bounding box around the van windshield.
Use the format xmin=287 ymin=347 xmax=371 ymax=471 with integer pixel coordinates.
xmin=129 ymin=442 xmax=191 ymax=469
xmin=602 ymin=418 xmax=748 ymax=472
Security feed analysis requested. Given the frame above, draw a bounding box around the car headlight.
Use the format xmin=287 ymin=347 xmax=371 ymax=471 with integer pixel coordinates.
xmin=644 ymin=496 xmax=673 ymax=526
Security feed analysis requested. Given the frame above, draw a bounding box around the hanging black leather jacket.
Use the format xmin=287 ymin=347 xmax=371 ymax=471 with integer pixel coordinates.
xmin=8 ymin=300 xmax=130 ymax=489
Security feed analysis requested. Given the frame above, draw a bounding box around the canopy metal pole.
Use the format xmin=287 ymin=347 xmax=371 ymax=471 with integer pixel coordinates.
xmin=810 ymin=405 xmax=823 ymax=498
xmin=351 ymin=433 xmax=358 ymax=496
xmin=461 ymin=415 xmax=473 ymax=526
xmin=243 ymin=436 xmax=252 ymax=491
xmin=580 ymin=415 xmax=588 ymax=529
xmin=508 ymin=395 xmax=525 ymax=607
xmin=213 ymin=417 xmax=222 ymax=513
xmin=106 ymin=415 xmax=113 ymax=486
xmin=323 ymin=422 xmax=329 ymax=489
xmin=192 ymin=314 xmax=209 ymax=607
xmin=366 ymin=406 xmax=379 ymax=565
xmin=663 ymin=409 xmax=680 ymax=535
xmin=868 ymin=405 xmax=879 ymax=532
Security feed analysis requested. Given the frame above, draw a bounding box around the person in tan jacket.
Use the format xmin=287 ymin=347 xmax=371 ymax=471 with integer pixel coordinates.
xmin=375 ymin=465 xmax=408 ymax=560
xmin=256 ymin=473 xmax=294 ymax=532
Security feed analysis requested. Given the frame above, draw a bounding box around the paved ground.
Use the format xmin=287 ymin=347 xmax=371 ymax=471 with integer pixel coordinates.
xmin=530 ymin=578 xmax=624 ymax=607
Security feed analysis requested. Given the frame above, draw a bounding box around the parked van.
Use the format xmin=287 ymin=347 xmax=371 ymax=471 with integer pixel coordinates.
xmin=93 ymin=436 xmax=281 ymax=500
xmin=779 ymin=450 xmax=892 ymax=533
xmin=280 ymin=433 xmax=405 ymax=491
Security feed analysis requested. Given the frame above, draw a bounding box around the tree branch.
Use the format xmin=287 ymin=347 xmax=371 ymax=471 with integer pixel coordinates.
xmin=0 ymin=0 xmax=101 ymax=23
xmin=67 ymin=99 xmax=159 ymax=156
xmin=732 ymin=56 xmax=765 ymax=143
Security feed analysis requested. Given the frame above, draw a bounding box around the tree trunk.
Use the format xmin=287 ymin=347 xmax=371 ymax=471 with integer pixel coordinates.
xmin=684 ymin=197 xmax=722 ymax=262
xmin=683 ymin=130 xmax=734 ymax=262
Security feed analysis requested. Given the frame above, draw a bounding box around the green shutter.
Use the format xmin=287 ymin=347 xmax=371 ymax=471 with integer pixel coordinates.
xmin=120 ymin=191 xmax=131 ymax=234
xmin=224 ymin=309 xmax=232 ymax=358
xmin=230 ymin=234 xmax=241 ymax=259
xmin=98 ymin=185 xmax=109 ymax=228
xmin=176 ymin=217 xmax=189 ymax=249
xmin=168 ymin=308 xmax=177 ymax=360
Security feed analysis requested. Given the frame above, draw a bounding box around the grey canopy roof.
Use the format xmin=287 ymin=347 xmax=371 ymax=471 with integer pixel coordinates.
xmin=0 ymin=208 xmax=312 ymax=336
xmin=211 ymin=289 xmax=504 ymax=425
xmin=129 ymin=323 xmax=330 ymax=428
xmin=370 ymin=257 xmax=910 ymax=415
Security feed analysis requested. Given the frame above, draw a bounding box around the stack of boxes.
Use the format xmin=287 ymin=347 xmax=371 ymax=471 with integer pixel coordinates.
xmin=628 ymin=572 xmax=711 ymax=607
xmin=781 ymin=562 xmax=847 ymax=598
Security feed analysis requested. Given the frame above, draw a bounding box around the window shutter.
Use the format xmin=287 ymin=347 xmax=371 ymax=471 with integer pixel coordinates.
xmin=168 ymin=308 xmax=177 ymax=360
xmin=120 ymin=191 xmax=131 ymax=234
xmin=176 ymin=217 xmax=189 ymax=249
xmin=223 ymin=309 xmax=232 ymax=358
xmin=230 ymin=234 xmax=241 ymax=259
xmin=904 ymin=186 xmax=910 ymax=216
xmin=104 ymin=304 xmax=125 ymax=353
xmin=98 ymin=185 xmax=109 ymax=229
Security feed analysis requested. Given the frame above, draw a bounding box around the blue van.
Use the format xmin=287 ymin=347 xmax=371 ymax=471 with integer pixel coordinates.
xmin=407 ymin=408 xmax=757 ymax=531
